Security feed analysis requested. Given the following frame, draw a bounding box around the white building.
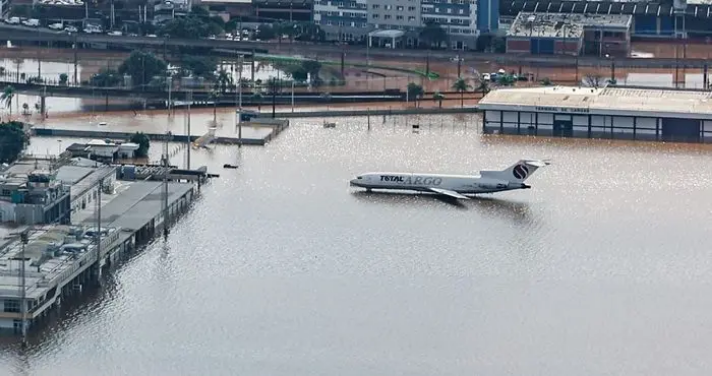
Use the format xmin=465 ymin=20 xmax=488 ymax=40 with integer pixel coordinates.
xmin=478 ymin=85 xmax=712 ymax=143
xmin=313 ymin=0 xmax=369 ymax=42
xmin=313 ymin=0 xmax=482 ymax=49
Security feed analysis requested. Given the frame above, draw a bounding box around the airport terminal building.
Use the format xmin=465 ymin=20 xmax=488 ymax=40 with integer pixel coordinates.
xmin=478 ymin=86 xmax=712 ymax=143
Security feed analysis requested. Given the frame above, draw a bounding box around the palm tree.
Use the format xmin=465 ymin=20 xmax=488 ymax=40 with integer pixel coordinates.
xmin=2 ymin=86 xmax=15 ymax=117
xmin=214 ymin=69 xmax=233 ymax=94
xmin=433 ymin=91 xmax=445 ymax=108
xmin=406 ymin=82 xmax=424 ymax=108
xmin=452 ymin=77 xmax=471 ymax=108
xmin=474 ymin=80 xmax=490 ymax=98
xmin=253 ymin=92 xmax=263 ymax=112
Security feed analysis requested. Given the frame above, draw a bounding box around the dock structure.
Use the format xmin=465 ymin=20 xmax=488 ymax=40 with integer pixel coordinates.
xmin=479 ymin=86 xmax=712 ymax=143
xmin=30 ymin=118 xmax=290 ymax=146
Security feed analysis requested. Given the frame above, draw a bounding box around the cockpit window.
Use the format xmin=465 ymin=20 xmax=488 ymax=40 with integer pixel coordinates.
xmin=357 ymin=176 xmax=363 ymax=179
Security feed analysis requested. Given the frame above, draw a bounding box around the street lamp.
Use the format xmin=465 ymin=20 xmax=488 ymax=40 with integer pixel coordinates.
xmin=605 ymin=53 xmax=615 ymax=83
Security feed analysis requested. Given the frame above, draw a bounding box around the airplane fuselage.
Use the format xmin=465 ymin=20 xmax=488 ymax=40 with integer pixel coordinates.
xmin=350 ymin=172 xmax=530 ymax=195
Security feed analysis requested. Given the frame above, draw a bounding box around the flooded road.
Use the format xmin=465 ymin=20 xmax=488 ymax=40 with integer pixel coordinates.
xmin=5 ymin=112 xmax=712 ymax=375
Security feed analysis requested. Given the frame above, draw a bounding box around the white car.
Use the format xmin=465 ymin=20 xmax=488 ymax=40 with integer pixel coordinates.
xmin=48 ymin=22 xmax=63 ymax=30
xmin=22 ymin=18 xmax=40 ymax=27
xmin=146 ymin=34 xmax=157 ymax=38
xmin=6 ymin=17 xmax=20 ymax=25
xmin=108 ymin=30 xmax=122 ymax=36
xmin=64 ymin=25 xmax=78 ymax=33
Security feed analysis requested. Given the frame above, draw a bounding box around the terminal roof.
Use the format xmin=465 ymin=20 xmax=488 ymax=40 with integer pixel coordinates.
xmin=479 ymin=86 xmax=712 ymax=117
xmin=508 ymin=12 xmax=632 ymax=38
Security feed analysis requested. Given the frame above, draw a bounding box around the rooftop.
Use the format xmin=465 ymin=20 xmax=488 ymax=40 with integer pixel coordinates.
xmin=0 ymin=225 xmax=114 ymax=300
xmin=508 ymin=12 xmax=633 ymax=38
xmin=73 ymin=180 xmax=194 ymax=231
xmin=478 ymin=86 xmax=712 ymax=118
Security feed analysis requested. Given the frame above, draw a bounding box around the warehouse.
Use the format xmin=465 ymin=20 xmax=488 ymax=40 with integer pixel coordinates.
xmin=478 ymin=86 xmax=712 ymax=143
xmin=506 ymin=12 xmax=633 ymax=56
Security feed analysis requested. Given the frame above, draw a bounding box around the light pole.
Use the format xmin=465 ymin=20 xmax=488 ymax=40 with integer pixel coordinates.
xmin=453 ymin=55 xmax=464 ymax=78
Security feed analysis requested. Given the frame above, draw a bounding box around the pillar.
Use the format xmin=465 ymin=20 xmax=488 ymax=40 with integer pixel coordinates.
xmin=368 ymin=35 xmax=372 ymax=48
xmin=391 ymin=36 xmax=396 ymax=48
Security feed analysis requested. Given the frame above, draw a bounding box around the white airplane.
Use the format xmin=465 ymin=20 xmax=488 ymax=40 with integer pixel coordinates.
xmin=349 ymin=159 xmax=550 ymax=200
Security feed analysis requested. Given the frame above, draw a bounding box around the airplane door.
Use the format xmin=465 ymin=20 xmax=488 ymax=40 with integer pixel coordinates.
xmin=553 ymin=115 xmax=573 ymax=137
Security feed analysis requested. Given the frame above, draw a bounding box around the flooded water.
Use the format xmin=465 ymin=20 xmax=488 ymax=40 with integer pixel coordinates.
xmin=6 ymin=112 xmax=712 ymax=375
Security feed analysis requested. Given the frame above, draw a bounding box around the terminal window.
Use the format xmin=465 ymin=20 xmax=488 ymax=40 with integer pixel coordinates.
xmin=3 ymin=299 xmax=20 ymax=313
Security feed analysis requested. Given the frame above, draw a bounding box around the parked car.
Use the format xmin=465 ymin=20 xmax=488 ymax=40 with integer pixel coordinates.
xmin=64 ymin=25 xmax=78 ymax=33
xmin=48 ymin=22 xmax=63 ymax=30
xmin=6 ymin=17 xmax=21 ymax=25
xmin=22 ymin=18 xmax=40 ymax=27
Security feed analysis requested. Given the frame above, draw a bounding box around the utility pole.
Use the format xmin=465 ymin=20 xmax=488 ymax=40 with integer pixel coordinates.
xmin=162 ymin=137 xmax=169 ymax=239
xmin=237 ymin=54 xmax=243 ymax=146
xmin=73 ymin=34 xmax=78 ymax=85
xmin=95 ymin=178 xmax=102 ymax=284
xmin=186 ymin=90 xmax=192 ymax=169
xmin=167 ymin=70 xmax=172 ymax=116
xmin=425 ymin=51 xmax=430 ymax=77
xmin=19 ymin=230 xmax=28 ymax=346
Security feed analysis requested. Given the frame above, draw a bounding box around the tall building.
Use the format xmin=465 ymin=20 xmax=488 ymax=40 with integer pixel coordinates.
xmin=0 ymin=0 xmax=8 ymax=19
xmin=421 ymin=0 xmax=479 ymax=49
xmin=313 ymin=0 xmax=369 ymax=41
xmin=313 ymin=0 xmax=498 ymax=49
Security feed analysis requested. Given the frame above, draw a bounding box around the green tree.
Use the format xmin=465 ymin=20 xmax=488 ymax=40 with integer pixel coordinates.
xmin=293 ymin=23 xmax=325 ymax=42
xmin=406 ymin=82 xmax=424 ymax=108
xmin=256 ymin=24 xmax=276 ymax=40
xmin=541 ymin=77 xmax=553 ymax=86
xmin=0 ymin=121 xmax=28 ymax=163
xmin=286 ymin=66 xmax=308 ymax=83
xmin=214 ymin=68 xmax=234 ymax=94
xmin=129 ymin=132 xmax=150 ymax=158
xmin=301 ymin=59 xmax=322 ymax=83
xmin=59 ymin=73 xmax=68 ymax=85
xmin=497 ymin=74 xmax=516 ymax=86
xmin=419 ymin=21 xmax=448 ymax=49
xmin=474 ymin=80 xmax=490 ymax=97
xmin=452 ymin=77 xmax=471 ymax=108
xmin=90 ymin=69 xmax=123 ymax=87
xmin=180 ymin=56 xmax=217 ymax=80
xmin=119 ymin=51 xmax=167 ymax=89
xmin=433 ymin=91 xmax=445 ymax=108
xmin=158 ymin=13 xmax=223 ymax=39
xmin=1 ymin=86 xmax=15 ymax=116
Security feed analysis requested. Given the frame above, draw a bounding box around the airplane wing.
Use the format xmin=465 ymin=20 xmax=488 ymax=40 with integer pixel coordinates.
xmin=428 ymin=188 xmax=470 ymax=200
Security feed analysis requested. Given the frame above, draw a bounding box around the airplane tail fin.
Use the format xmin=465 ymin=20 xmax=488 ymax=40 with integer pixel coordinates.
xmin=480 ymin=159 xmax=550 ymax=183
